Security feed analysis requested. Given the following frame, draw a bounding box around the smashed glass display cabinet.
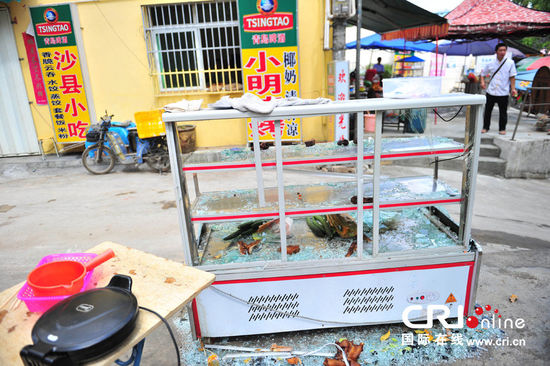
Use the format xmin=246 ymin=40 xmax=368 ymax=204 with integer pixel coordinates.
xmin=162 ymin=95 xmax=485 ymax=339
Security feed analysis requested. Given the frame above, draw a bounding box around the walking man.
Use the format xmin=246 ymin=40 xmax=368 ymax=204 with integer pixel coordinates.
xmin=480 ymin=43 xmax=517 ymax=135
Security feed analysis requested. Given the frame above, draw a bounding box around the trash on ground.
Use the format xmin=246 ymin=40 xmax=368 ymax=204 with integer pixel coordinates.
xmin=173 ymin=312 xmax=504 ymax=366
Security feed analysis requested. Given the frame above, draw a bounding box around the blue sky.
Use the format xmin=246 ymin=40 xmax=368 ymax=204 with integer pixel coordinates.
xmin=408 ymin=0 xmax=463 ymax=14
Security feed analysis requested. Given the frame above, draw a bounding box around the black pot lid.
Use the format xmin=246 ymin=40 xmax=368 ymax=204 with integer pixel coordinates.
xmin=31 ymin=276 xmax=138 ymax=353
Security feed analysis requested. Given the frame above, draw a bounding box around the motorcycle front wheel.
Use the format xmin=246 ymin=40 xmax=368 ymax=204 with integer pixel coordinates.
xmin=82 ymin=144 xmax=116 ymax=175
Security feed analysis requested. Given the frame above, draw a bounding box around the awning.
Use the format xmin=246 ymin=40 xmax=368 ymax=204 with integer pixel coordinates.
xmin=347 ymin=0 xmax=448 ymax=41
xmin=446 ymin=0 xmax=550 ymax=39
xmin=345 ymin=33 xmax=435 ymax=52
xmin=395 ymin=55 xmax=424 ymax=62
xmin=437 ymin=39 xmax=524 ymax=57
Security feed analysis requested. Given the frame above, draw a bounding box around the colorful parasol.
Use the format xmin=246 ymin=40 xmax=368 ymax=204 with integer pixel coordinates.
xmin=516 ymin=56 xmax=543 ymax=72
xmin=526 ymin=56 xmax=550 ymax=71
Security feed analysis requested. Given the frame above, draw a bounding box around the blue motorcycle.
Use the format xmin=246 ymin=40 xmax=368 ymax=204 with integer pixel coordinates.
xmin=82 ymin=112 xmax=170 ymax=174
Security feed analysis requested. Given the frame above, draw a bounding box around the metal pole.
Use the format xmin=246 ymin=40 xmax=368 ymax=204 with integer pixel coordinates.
xmin=332 ymin=19 xmax=346 ymax=61
xmin=368 ymin=49 xmax=374 ymax=69
xmin=433 ymin=156 xmax=439 ymax=192
xmin=274 ymin=120 xmax=287 ymax=261
xmin=459 ymin=105 xmax=483 ymax=249
xmin=511 ymin=89 xmax=527 ymax=141
xmin=193 ymin=173 xmax=201 ymax=197
xmin=435 ymin=37 xmax=439 ymax=76
xmin=372 ymin=111 xmax=383 ymax=257
xmin=434 ymin=37 xmax=439 ymax=125
xmin=251 ymin=118 xmax=266 ymax=207
xmin=356 ymin=111 xmax=364 ymax=258
xmin=355 ymin=0 xmax=362 ymax=98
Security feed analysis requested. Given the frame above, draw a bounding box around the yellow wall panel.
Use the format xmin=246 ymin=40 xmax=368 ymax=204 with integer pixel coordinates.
xmin=8 ymin=0 xmax=333 ymax=152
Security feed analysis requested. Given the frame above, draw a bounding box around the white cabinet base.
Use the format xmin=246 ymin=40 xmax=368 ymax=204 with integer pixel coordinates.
xmin=192 ymin=259 xmax=477 ymax=338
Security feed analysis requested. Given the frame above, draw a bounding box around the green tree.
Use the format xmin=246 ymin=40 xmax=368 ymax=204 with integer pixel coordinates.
xmin=511 ymin=0 xmax=550 ymax=52
xmin=521 ymin=36 xmax=550 ymax=53
xmin=512 ymin=0 xmax=550 ymax=11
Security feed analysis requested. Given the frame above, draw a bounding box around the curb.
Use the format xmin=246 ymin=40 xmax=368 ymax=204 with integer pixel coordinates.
xmin=0 ymin=155 xmax=83 ymax=177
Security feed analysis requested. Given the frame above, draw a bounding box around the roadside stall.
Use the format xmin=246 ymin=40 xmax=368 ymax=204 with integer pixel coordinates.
xmin=162 ymin=93 xmax=485 ymax=339
xmin=393 ymin=56 xmax=425 ymax=78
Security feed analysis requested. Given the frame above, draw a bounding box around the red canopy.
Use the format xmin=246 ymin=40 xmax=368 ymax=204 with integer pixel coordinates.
xmin=382 ymin=0 xmax=550 ymax=41
xmin=445 ymin=0 xmax=550 ymax=39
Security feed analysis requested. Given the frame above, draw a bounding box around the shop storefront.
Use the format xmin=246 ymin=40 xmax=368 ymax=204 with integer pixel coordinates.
xmin=3 ymin=0 xmax=332 ymax=154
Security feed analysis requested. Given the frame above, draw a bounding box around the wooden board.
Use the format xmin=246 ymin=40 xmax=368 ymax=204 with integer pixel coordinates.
xmin=0 ymin=241 xmax=215 ymax=365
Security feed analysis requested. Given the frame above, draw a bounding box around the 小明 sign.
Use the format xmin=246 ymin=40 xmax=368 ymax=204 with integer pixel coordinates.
xmin=239 ymin=0 xmax=301 ymax=142
xmin=30 ymin=5 xmax=92 ymax=143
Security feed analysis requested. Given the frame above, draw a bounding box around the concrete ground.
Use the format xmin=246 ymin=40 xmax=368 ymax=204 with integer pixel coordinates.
xmin=0 ymin=104 xmax=548 ymax=365
xmin=428 ymin=103 xmax=542 ymax=140
xmin=0 ymin=159 xmax=549 ymax=365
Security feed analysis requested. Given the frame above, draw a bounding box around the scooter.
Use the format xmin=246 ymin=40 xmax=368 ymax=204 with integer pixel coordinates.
xmin=82 ymin=112 xmax=170 ymax=175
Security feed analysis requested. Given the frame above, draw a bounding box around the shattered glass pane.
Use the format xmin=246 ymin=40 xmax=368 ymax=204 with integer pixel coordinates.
xmin=183 ymin=136 xmax=463 ymax=167
xmin=192 ymin=176 xmax=459 ymax=219
xmin=360 ymin=208 xmax=460 ymax=254
xmin=198 ymin=208 xmax=460 ymax=265
xmin=174 ymin=312 xmax=504 ymax=366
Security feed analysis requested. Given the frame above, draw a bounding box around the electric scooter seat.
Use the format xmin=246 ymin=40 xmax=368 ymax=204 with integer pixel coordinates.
xmin=111 ymin=120 xmax=133 ymax=128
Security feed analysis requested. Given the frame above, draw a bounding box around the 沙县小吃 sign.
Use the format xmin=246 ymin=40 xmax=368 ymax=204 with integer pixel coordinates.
xmin=30 ymin=4 xmax=92 ymax=144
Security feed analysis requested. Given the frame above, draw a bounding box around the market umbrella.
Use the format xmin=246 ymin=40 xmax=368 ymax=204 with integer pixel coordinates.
xmin=395 ymin=56 xmax=424 ymax=62
xmin=516 ymin=56 xmax=543 ymax=72
xmin=345 ymin=33 xmax=435 ymax=52
xmin=381 ymin=0 xmax=550 ymax=41
xmin=526 ymin=56 xmax=550 ymax=71
xmin=444 ymin=0 xmax=550 ymax=40
xmin=437 ymin=39 xmax=524 ymax=57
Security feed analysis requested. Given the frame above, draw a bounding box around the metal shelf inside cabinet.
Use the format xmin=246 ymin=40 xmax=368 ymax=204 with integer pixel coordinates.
xmin=197 ymin=207 xmax=461 ymax=266
xmin=191 ymin=176 xmax=460 ymax=223
xmin=182 ymin=137 xmax=464 ymax=172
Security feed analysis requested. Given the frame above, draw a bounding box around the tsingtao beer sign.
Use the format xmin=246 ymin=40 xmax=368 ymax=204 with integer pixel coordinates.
xmin=30 ymin=5 xmax=92 ymax=144
xmin=35 ymin=8 xmax=72 ymax=36
xmin=242 ymin=9 xmax=293 ymax=32
xmin=239 ymin=0 xmax=301 ymax=142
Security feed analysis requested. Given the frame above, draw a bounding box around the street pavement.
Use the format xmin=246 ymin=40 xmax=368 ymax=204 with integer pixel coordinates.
xmin=0 ymin=161 xmax=549 ymax=365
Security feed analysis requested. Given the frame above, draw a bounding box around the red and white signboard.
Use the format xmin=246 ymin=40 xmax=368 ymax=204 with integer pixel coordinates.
xmin=329 ymin=61 xmax=350 ymax=141
xmin=22 ymin=33 xmax=48 ymax=105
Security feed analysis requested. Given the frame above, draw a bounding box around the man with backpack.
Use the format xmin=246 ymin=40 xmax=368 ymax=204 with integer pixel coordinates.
xmin=480 ymin=43 xmax=518 ymax=135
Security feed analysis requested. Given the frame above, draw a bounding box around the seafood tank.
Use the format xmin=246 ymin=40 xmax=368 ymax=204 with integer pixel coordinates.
xmin=181 ymin=136 xmax=465 ymax=172
xmin=197 ymin=207 xmax=460 ymax=265
xmin=162 ymin=95 xmax=486 ymax=339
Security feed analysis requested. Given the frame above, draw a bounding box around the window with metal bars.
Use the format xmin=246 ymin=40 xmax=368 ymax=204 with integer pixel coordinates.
xmin=143 ymin=1 xmax=242 ymax=94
